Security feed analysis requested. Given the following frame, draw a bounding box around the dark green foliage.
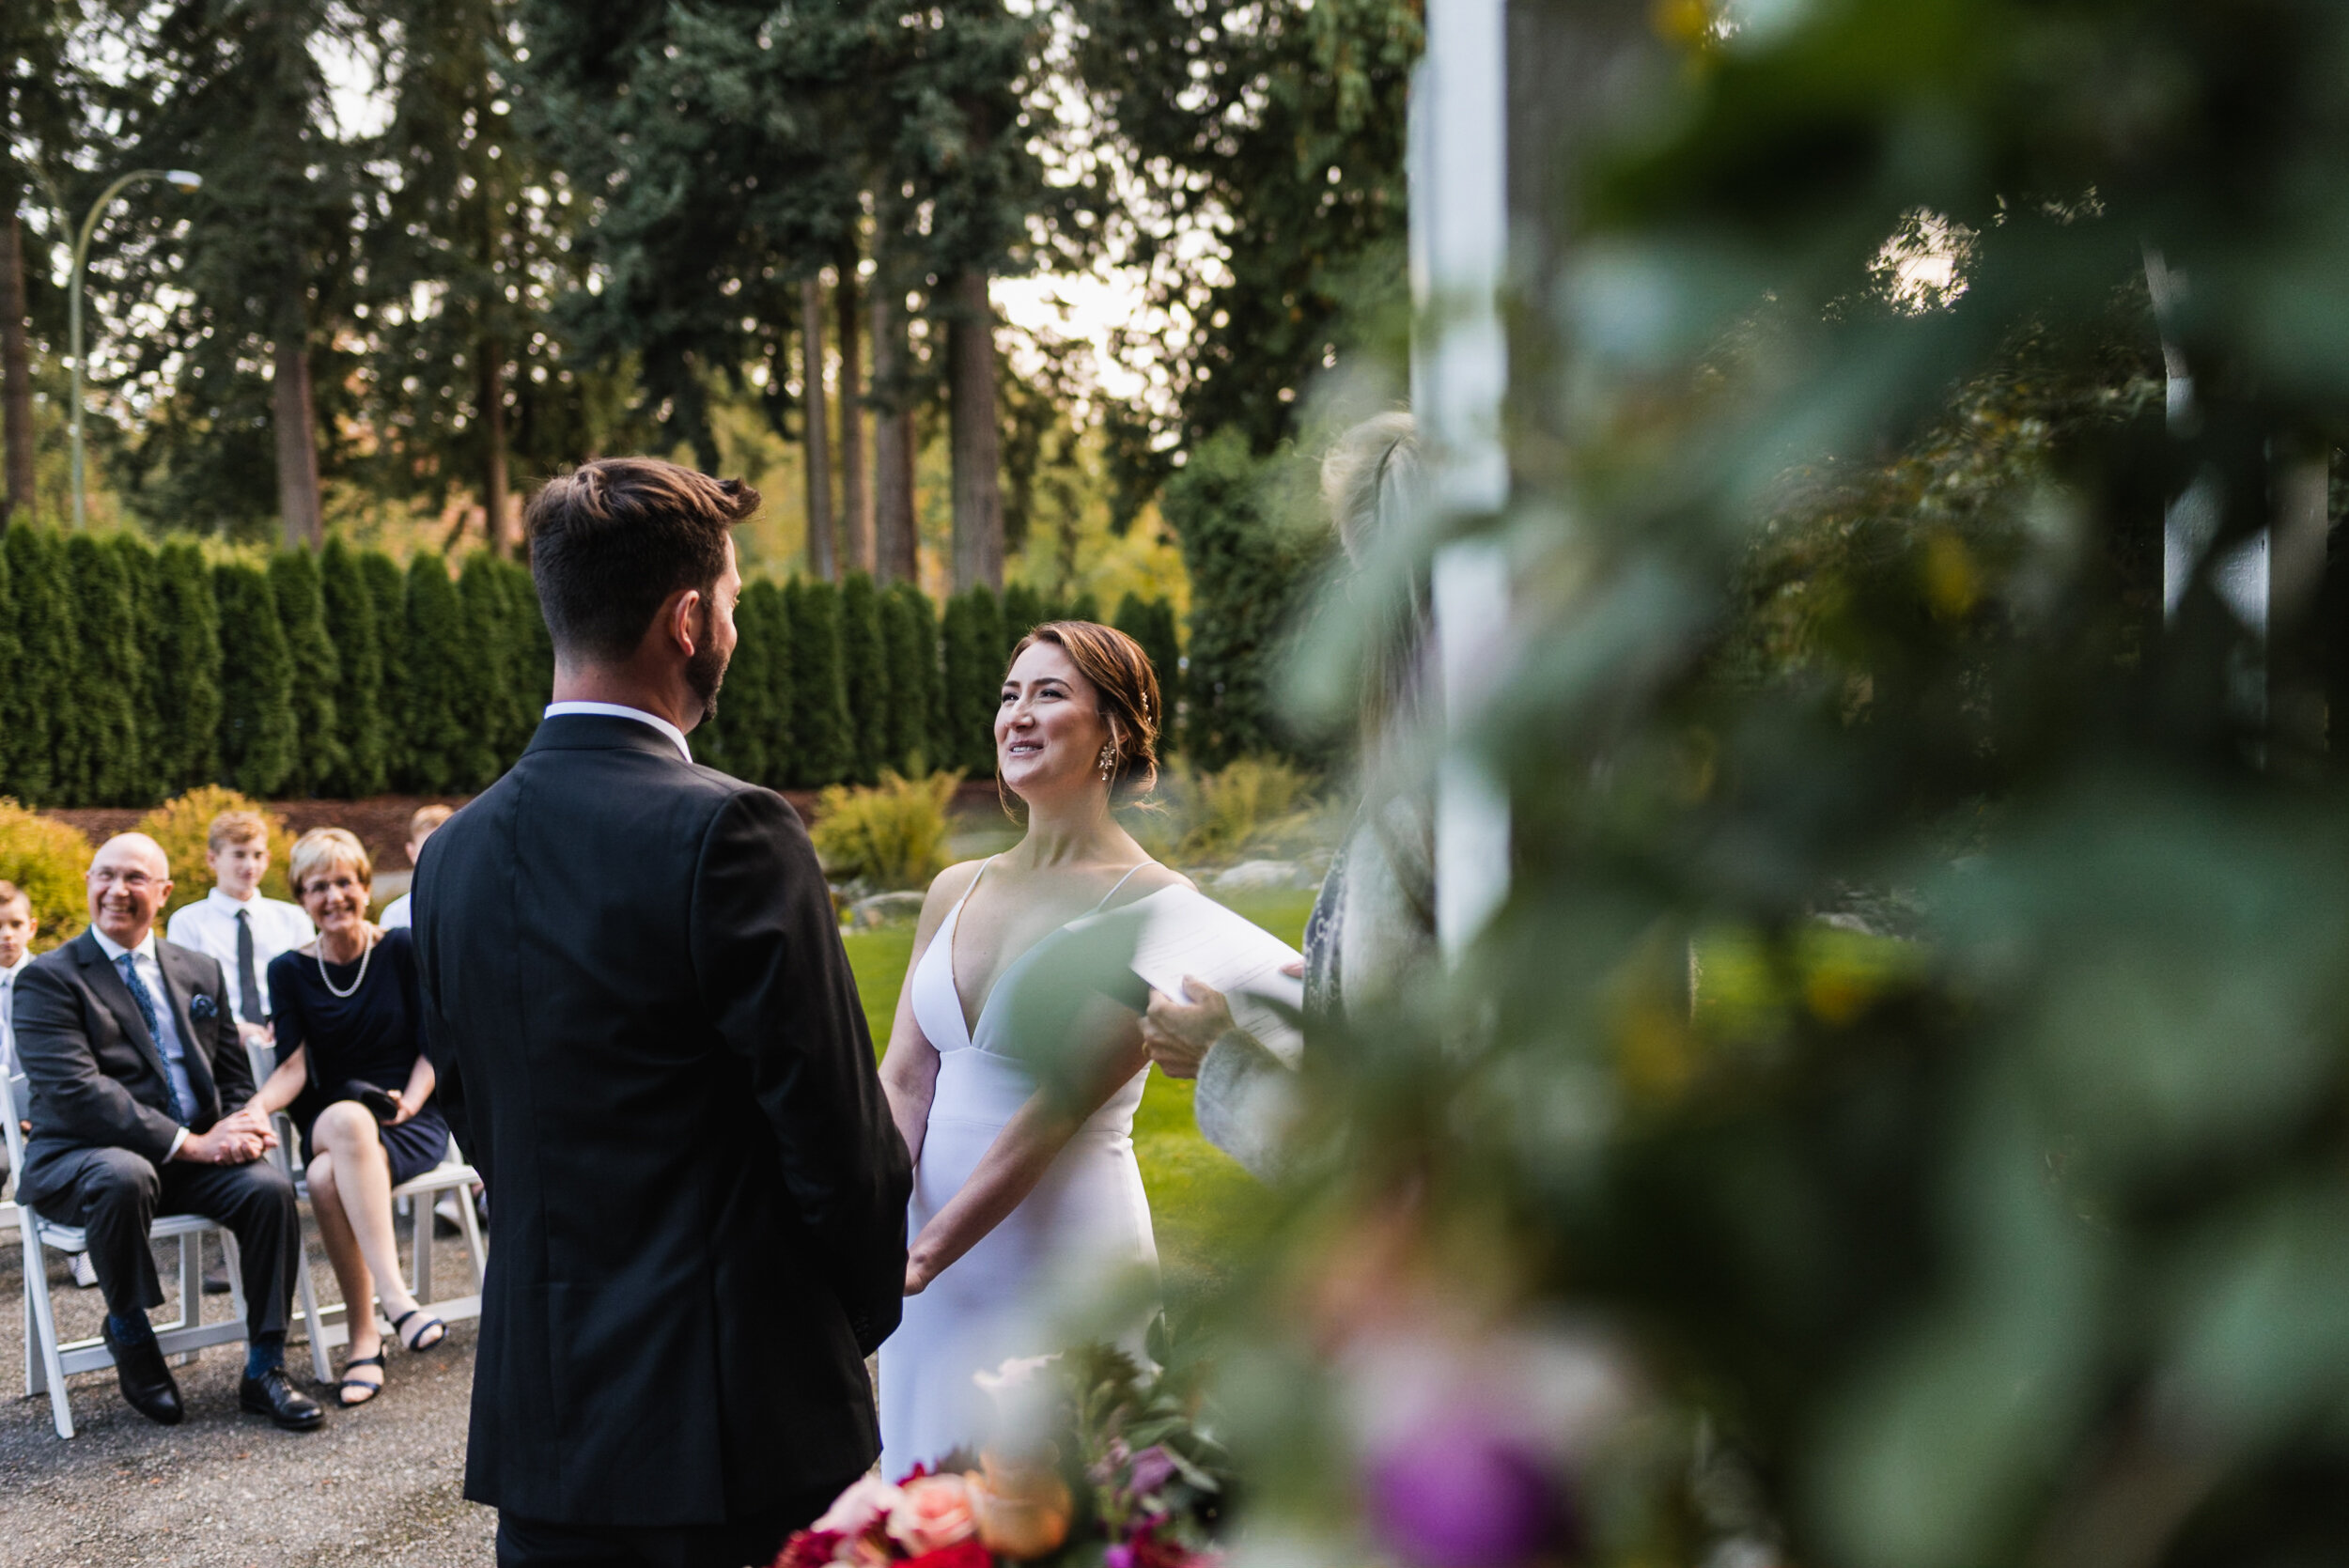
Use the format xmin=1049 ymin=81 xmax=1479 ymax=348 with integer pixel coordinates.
xmin=882 ymin=582 xmax=941 ymax=776
xmin=839 ymin=573 xmax=891 ymax=786
xmin=319 ymin=540 xmax=389 ymax=796
xmin=1074 ymin=0 xmax=1418 ymax=511
xmin=64 ymin=536 xmax=146 ymax=805
xmin=786 ymin=579 xmax=853 ymax=789
xmin=737 ymin=579 xmax=794 ymax=789
xmin=506 ymin=558 xmax=552 ymax=753
xmin=212 ymin=563 xmax=297 ymax=798
xmin=1065 ymin=590 xmax=1101 ymax=625
xmin=269 ymin=551 xmax=344 ymax=795
xmin=455 ymin=553 xmax=521 ymax=784
xmin=939 ymin=585 xmax=1005 ymax=776
xmin=149 ymin=542 xmax=224 ymax=794
xmin=397 ymin=557 xmax=469 ymax=793
xmin=0 ymin=543 xmax=18 ymax=794
xmin=117 ymin=539 xmax=165 ymax=799
xmin=2 ymin=530 xmax=74 ymax=804
xmin=1160 ymin=431 xmax=1323 ymax=767
xmin=1000 ymin=582 xmax=1048 ymax=647
xmin=360 ymin=551 xmax=411 ymax=777
xmin=1113 ymin=591 xmax=1182 ymax=721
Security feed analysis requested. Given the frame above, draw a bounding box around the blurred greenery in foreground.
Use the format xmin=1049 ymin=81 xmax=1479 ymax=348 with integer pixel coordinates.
xmin=1190 ymin=5 xmax=2349 ymax=1568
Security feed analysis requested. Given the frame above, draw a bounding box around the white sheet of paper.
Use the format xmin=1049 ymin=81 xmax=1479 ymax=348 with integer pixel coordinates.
xmin=1118 ymin=886 xmax=1305 ymax=1066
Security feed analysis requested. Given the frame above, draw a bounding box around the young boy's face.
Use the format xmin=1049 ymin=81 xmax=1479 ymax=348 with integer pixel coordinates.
xmin=0 ymin=897 xmax=35 ymax=969
xmin=207 ymin=838 xmax=270 ymax=900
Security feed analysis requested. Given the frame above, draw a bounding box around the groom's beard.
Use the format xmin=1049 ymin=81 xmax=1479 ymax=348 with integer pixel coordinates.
xmin=686 ymin=639 xmax=730 ymax=724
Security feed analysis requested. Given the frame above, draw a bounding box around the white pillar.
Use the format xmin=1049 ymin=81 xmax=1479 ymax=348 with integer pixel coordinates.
xmin=1411 ymin=0 xmax=1514 ymax=960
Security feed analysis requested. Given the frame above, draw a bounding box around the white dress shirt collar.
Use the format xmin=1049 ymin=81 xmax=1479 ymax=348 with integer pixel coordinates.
xmin=205 ymin=885 xmax=259 ymax=914
xmin=90 ymin=925 xmax=161 ymax=967
xmin=543 ymin=701 xmax=692 ymax=763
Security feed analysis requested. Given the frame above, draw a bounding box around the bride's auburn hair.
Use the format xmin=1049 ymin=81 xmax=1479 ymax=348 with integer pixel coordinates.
xmin=1003 ymin=620 xmax=1163 ymax=799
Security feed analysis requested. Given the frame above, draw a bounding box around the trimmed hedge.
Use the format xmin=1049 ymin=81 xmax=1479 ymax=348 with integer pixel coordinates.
xmin=0 ymin=527 xmax=1183 ymax=807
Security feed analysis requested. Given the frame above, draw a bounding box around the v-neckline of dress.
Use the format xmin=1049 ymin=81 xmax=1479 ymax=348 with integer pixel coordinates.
xmin=942 ymin=857 xmax=1159 ymax=1044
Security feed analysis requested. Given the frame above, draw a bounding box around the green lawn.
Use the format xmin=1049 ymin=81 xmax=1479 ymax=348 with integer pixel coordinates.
xmin=842 ymin=885 xmax=1315 ymax=1308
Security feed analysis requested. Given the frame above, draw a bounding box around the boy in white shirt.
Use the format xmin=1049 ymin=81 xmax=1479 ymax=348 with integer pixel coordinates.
xmin=1 ymin=877 xmax=36 ymax=1089
xmin=378 ymin=803 xmax=453 ymax=929
xmin=163 ymin=811 xmax=315 ymax=1047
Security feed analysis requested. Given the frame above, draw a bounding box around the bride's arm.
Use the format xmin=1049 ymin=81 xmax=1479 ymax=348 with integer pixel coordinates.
xmin=904 ymin=996 xmax=1149 ymax=1295
xmin=879 ymin=862 xmax=985 ymax=1168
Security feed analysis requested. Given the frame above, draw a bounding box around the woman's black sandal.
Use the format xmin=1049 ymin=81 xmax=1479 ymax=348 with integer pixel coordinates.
xmin=338 ymin=1353 xmax=386 ymax=1406
xmin=392 ymin=1308 xmax=446 ymax=1353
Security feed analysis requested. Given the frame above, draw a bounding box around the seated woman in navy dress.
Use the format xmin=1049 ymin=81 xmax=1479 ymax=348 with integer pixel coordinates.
xmin=247 ymin=828 xmax=451 ymax=1406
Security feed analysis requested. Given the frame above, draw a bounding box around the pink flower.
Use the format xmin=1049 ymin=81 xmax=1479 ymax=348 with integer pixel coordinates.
xmin=889 ymin=1474 xmax=979 ymax=1555
xmin=815 ymin=1475 xmax=907 ymax=1538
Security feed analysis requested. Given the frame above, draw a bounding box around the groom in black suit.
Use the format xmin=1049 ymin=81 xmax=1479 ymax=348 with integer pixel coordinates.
xmin=414 ymin=458 xmax=911 ymax=1568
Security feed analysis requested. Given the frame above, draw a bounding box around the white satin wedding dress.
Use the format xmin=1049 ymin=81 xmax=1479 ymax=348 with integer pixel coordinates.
xmin=878 ymin=861 xmax=1162 ymax=1477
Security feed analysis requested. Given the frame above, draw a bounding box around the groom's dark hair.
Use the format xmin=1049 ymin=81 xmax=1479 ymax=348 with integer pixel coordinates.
xmin=525 ymin=458 xmax=760 ymax=663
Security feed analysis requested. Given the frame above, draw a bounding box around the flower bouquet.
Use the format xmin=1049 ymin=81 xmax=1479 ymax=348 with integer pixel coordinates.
xmin=774 ymin=1343 xmax=1227 ymax=1568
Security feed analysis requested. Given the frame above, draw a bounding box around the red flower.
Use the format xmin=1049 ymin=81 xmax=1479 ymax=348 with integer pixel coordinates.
xmin=771 ymin=1529 xmax=846 ymax=1568
xmin=904 ymin=1539 xmax=993 ymax=1568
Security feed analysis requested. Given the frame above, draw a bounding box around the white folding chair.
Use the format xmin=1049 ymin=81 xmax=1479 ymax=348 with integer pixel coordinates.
xmin=5 ymin=1072 xmax=251 ymax=1438
xmin=244 ymin=1040 xmax=487 ymax=1383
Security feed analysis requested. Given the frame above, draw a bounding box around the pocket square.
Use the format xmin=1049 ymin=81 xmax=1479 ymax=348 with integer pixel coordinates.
xmin=190 ymin=993 xmax=218 ymax=1020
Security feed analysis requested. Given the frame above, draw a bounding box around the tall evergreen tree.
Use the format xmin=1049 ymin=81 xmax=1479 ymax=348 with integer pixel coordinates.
xmin=739 ymin=579 xmax=794 ymax=789
xmin=456 ymin=551 xmax=518 ymax=784
xmin=399 ymin=556 xmax=469 ymax=793
xmin=0 ymin=535 xmax=17 ymax=792
xmin=1113 ymin=591 xmax=1182 ymax=720
xmin=882 ymin=582 xmax=939 ymax=777
xmin=213 ymin=561 xmax=297 ymax=797
xmin=359 ymin=551 xmax=410 ymax=776
xmin=65 ymin=535 xmax=144 ymax=804
xmin=503 ymin=556 xmax=552 ymax=754
xmin=839 ymin=572 xmax=891 ymax=784
xmin=3 ymin=527 xmax=72 ymax=802
xmin=1000 ymin=582 xmax=1047 ymax=646
xmin=939 ymin=584 xmax=1004 ymax=776
xmin=319 ymin=540 xmax=388 ymax=797
xmin=0 ymin=1 xmax=85 ymax=529
xmin=117 ymin=536 xmax=164 ymax=800
xmin=152 ymin=540 xmax=223 ymax=793
xmin=269 ymin=549 xmax=343 ymax=794
xmin=786 ymin=579 xmax=852 ymax=789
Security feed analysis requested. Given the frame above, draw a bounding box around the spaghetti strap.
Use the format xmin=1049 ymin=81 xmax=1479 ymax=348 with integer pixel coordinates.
xmin=951 ymin=857 xmax=998 ymax=918
xmin=1091 ymin=860 xmax=1156 ymax=913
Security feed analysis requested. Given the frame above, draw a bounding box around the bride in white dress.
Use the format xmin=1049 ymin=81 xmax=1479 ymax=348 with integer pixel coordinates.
xmin=877 ymin=620 xmax=1189 ymax=1476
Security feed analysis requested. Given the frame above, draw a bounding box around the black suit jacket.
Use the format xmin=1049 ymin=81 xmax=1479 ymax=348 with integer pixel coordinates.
xmin=12 ymin=930 xmax=251 ymax=1208
xmin=412 ymin=713 xmax=912 ymax=1529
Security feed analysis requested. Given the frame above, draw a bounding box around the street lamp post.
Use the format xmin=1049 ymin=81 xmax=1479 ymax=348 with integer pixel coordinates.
xmin=69 ymin=168 xmax=201 ymax=530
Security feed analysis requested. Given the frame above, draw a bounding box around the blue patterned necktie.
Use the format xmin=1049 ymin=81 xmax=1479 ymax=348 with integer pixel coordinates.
xmin=117 ymin=954 xmax=194 ymax=1122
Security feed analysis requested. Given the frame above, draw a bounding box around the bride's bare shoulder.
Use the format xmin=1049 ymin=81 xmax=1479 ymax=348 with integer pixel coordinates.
xmin=911 ymin=860 xmax=990 ymax=943
xmin=1122 ymin=862 xmax=1196 ymax=900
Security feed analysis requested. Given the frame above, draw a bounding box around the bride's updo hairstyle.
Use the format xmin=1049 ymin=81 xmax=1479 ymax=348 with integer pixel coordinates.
xmin=1002 ymin=621 xmax=1163 ymax=800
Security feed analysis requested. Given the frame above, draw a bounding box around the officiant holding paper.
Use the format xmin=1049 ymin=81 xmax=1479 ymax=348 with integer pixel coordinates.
xmin=1140 ymin=412 xmax=1439 ymax=1180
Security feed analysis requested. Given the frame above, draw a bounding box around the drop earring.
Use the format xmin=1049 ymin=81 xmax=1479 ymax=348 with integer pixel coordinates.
xmin=1097 ymin=742 xmax=1117 ymax=781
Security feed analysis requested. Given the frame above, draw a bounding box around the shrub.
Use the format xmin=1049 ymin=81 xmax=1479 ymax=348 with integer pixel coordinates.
xmin=1114 ymin=591 xmax=1183 ymax=717
xmin=882 ymin=582 xmax=939 ymax=776
xmin=787 ymin=579 xmax=853 ymax=788
xmin=939 ymin=585 xmax=1004 ymax=776
xmin=65 ymin=534 xmax=145 ymax=805
xmin=151 ymin=541 xmax=224 ymax=794
xmin=135 ymin=786 xmax=299 ymax=924
xmin=840 ymin=572 xmax=892 ymax=786
xmin=398 ymin=555 xmax=468 ymax=792
xmin=1139 ymin=756 xmax=1324 ymax=863
xmin=1159 ymin=428 xmax=1328 ymax=767
xmin=456 ymin=552 xmax=519 ymax=785
xmin=0 ymin=799 xmax=93 ymax=952
xmin=319 ymin=539 xmax=389 ymax=796
xmin=214 ymin=561 xmax=298 ymax=798
xmin=3 ymin=528 xmax=75 ymax=805
xmin=810 ymin=770 xmax=963 ymax=890
xmin=271 ymin=549 xmax=345 ymax=796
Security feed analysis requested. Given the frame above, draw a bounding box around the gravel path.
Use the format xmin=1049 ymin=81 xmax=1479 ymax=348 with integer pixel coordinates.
xmin=0 ymin=1214 xmax=496 ymax=1566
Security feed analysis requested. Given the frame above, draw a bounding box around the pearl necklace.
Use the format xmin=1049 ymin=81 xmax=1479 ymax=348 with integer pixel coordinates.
xmin=316 ymin=930 xmax=376 ymax=1000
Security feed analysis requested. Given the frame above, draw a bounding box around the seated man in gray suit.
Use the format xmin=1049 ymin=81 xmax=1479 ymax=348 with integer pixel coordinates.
xmin=11 ymin=833 xmax=322 ymax=1431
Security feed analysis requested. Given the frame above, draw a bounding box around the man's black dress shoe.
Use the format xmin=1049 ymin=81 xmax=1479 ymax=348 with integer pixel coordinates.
xmin=202 ymin=1268 xmax=233 ymax=1296
xmin=239 ymin=1365 xmax=325 ymax=1431
xmin=102 ymin=1319 xmax=184 ymax=1426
